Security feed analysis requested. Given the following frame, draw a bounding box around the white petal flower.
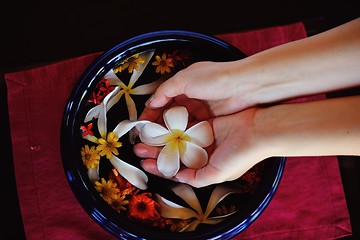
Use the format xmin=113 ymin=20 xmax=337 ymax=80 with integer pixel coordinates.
xmin=139 ymin=106 xmax=214 ymax=177
xmin=155 ymin=183 xmax=241 ymax=232
xmin=83 ymin=118 xmax=150 ymax=190
xmin=84 ymin=49 xmax=164 ymax=143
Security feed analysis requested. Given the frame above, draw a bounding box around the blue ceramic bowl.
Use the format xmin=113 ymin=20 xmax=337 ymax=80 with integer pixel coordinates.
xmin=61 ymin=30 xmax=286 ymax=240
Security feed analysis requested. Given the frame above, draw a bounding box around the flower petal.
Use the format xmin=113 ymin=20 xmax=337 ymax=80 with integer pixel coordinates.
xmin=171 ymin=183 xmax=203 ymax=215
xmin=180 ymin=220 xmax=201 ymax=232
xmin=84 ymin=104 xmax=102 ymax=122
xmin=128 ymin=50 xmax=155 ymax=88
xmin=155 ymin=194 xmax=198 ymax=219
xmin=87 ymin=167 xmax=99 ymax=182
xmin=179 ymin=141 xmax=208 ymax=169
xmin=203 ymin=184 xmax=241 ymax=218
xmin=104 ymin=69 xmax=125 ymax=86
xmin=124 ymin=93 xmax=138 ymax=144
xmin=163 ymin=106 xmax=188 ymax=132
xmin=131 ymin=77 xmax=164 ymax=95
xmin=109 ymin=154 xmax=148 ymax=190
xmin=125 ymin=93 xmax=137 ymax=121
xmin=139 ymin=122 xmax=169 ymax=146
xmin=203 ymin=210 xmax=238 ymax=223
xmin=185 ymin=121 xmax=214 ymax=147
xmin=97 ymin=102 xmax=107 ymax=138
xmin=157 ymin=142 xmax=180 ymax=177
xmin=84 ymin=86 xmax=123 ymax=137
xmin=113 ymin=120 xmax=149 ymax=138
xmin=201 ymin=217 xmax=226 ymax=225
xmin=83 ymin=134 xmax=99 ymax=143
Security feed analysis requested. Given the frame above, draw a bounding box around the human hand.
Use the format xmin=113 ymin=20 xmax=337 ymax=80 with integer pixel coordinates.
xmin=139 ymin=94 xmax=214 ymax=126
xmin=145 ymin=61 xmax=256 ymax=116
xmin=134 ymin=107 xmax=268 ymax=188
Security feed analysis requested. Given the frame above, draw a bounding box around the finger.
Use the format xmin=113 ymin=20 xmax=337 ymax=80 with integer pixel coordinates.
xmin=147 ymin=77 xmax=186 ymax=108
xmin=175 ymin=164 xmax=225 ymax=188
xmin=140 ymin=159 xmax=175 ymax=181
xmin=133 ymin=143 xmax=162 ymax=159
xmin=140 ymin=159 xmax=160 ymax=174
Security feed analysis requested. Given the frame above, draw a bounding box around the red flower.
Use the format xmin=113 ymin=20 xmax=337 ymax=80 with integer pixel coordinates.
xmin=80 ymin=123 xmax=94 ymax=137
xmin=99 ymin=79 xmax=115 ymax=96
xmin=88 ymin=91 xmax=104 ymax=105
xmin=128 ymin=192 xmax=160 ymax=221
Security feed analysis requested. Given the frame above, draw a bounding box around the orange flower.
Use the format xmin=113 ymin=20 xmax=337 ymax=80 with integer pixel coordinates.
xmin=152 ymin=53 xmax=174 ymax=74
xmin=128 ymin=192 xmax=160 ymax=221
xmin=114 ymin=54 xmax=145 ymax=73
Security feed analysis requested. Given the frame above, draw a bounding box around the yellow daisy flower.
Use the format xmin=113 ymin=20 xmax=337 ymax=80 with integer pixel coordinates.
xmin=94 ymin=178 xmax=120 ymax=204
xmin=114 ymin=54 xmax=145 ymax=73
xmin=152 ymin=53 xmax=174 ymax=74
xmin=81 ymin=145 xmax=100 ymax=169
xmin=110 ymin=194 xmax=129 ymax=213
xmin=96 ymin=132 xmax=123 ymax=159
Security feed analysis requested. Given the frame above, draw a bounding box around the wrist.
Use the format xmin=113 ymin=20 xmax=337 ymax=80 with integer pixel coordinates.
xmin=252 ymin=106 xmax=283 ymax=158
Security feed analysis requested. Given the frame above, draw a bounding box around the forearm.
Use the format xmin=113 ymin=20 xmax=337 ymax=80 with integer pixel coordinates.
xmin=254 ymin=95 xmax=360 ymax=157
xmin=229 ymin=18 xmax=360 ymax=106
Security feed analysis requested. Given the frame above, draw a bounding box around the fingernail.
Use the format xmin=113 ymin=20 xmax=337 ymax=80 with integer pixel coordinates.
xmin=145 ymin=94 xmax=154 ymax=106
xmin=175 ymin=176 xmax=186 ymax=183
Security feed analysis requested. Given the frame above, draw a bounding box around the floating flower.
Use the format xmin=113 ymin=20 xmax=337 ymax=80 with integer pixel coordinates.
xmin=114 ymin=53 xmax=145 ymax=73
xmin=111 ymin=194 xmax=129 ymax=213
xmin=85 ymin=50 xmax=163 ymax=143
xmin=88 ymin=78 xmax=114 ymax=105
xmin=85 ymin=50 xmax=162 ymax=123
xmin=94 ymin=178 xmax=120 ymax=204
xmin=138 ymin=106 xmax=214 ymax=177
xmin=156 ymin=183 xmax=240 ymax=232
xmin=167 ymin=50 xmax=191 ymax=68
xmin=99 ymin=78 xmax=115 ymax=96
xmin=83 ymin=90 xmax=149 ymax=189
xmin=96 ymin=132 xmax=123 ymax=159
xmin=80 ymin=123 xmax=94 ymax=137
xmin=152 ymin=53 xmax=174 ymax=74
xmin=128 ymin=191 xmax=161 ymax=222
xmin=81 ymin=144 xmax=100 ymax=169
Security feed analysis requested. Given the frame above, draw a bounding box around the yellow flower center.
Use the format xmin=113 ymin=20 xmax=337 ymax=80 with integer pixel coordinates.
xmin=166 ymin=129 xmax=191 ymax=144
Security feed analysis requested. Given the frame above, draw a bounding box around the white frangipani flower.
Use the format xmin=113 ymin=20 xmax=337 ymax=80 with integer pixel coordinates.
xmin=84 ymin=49 xmax=164 ymax=142
xmin=139 ymin=106 xmax=214 ymax=177
xmin=83 ymin=87 xmax=149 ymax=190
xmin=156 ymin=183 xmax=240 ymax=232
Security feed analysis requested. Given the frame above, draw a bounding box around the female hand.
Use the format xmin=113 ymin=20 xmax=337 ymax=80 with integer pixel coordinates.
xmin=134 ymin=107 xmax=267 ymax=188
xmin=146 ymin=60 xmax=258 ymax=117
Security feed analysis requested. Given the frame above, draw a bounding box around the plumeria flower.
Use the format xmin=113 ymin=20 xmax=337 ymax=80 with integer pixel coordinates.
xmin=83 ymin=91 xmax=149 ymax=189
xmin=138 ymin=106 xmax=214 ymax=177
xmin=85 ymin=49 xmax=164 ymax=143
xmin=155 ymin=183 xmax=240 ymax=232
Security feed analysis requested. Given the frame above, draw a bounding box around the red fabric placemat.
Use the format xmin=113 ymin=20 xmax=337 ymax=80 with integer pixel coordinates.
xmin=5 ymin=22 xmax=352 ymax=240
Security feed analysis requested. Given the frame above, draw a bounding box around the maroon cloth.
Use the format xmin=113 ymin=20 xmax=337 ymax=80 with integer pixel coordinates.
xmin=5 ymin=22 xmax=352 ymax=240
